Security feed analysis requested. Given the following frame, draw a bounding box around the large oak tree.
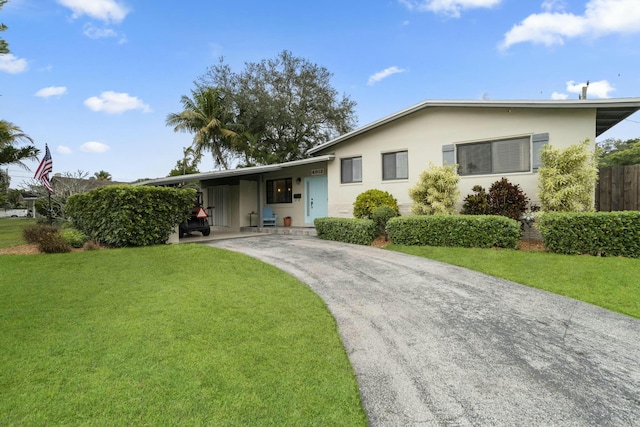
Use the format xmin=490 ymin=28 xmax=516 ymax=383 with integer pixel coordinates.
xmin=197 ymin=50 xmax=357 ymax=166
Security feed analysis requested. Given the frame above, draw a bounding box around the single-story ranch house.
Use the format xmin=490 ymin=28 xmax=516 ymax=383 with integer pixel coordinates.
xmin=140 ymin=98 xmax=640 ymax=232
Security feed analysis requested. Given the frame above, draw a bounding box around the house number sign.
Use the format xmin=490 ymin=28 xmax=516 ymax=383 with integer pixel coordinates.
xmin=311 ymin=168 xmax=325 ymax=176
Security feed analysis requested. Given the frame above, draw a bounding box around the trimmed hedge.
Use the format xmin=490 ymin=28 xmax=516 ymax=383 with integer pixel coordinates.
xmin=387 ymin=215 xmax=521 ymax=249
xmin=314 ymin=217 xmax=379 ymax=245
xmin=538 ymin=211 xmax=640 ymax=257
xmin=66 ymin=185 xmax=195 ymax=247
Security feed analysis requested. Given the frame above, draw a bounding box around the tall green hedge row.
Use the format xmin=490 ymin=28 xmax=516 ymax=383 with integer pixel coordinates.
xmin=538 ymin=211 xmax=640 ymax=257
xmin=66 ymin=185 xmax=196 ymax=247
xmin=386 ymin=215 xmax=521 ymax=249
xmin=314 ymin=217 xmax=379 ymax=245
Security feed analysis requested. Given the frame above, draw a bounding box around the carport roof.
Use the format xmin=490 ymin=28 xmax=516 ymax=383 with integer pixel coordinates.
xmin=136 ymin=155 xmax=335 ymax=186
xmin=307 ymin=98 xmax=640 ymax=155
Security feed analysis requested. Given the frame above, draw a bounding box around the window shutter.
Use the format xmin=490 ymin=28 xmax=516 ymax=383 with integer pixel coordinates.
xmin=532 ymin=133 xmax=549 ymax=172
xmin=442 ymin=144 xmax=454 ymax=165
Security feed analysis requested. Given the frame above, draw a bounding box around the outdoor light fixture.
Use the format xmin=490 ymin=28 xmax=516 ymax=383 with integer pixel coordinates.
xmin=296 ymin=177 xmax=302 ymax=184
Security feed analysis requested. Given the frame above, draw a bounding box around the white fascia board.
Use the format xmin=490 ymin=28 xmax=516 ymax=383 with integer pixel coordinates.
xmin=308 ymin=98 xmax=640 ymax=155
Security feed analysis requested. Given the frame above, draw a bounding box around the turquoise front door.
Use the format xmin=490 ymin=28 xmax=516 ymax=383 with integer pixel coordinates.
xmin=304 ymin=176 xmax=328 ymax=224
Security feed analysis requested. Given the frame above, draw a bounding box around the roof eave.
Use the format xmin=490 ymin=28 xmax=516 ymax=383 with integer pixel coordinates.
xmin=136 ymin=155 xmax=335 ymax=187
xmin=308 ymin=98 xmax=640 ymax=154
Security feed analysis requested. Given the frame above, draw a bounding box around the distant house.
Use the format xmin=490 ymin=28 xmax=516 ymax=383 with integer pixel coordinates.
xmin=50 ymin=175 xmax=126 ymax=197
xmin=140 ymin=98 xmax=640 ymax=232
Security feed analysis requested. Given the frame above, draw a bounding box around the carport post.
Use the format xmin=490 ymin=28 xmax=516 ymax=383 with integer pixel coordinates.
xmin=258 ymin=174 xmax=264 ymax=226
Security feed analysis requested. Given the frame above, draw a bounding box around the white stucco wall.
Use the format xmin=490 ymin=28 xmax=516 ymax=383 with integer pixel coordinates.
xmin=318 ymin=106 xmax=596 ymax=217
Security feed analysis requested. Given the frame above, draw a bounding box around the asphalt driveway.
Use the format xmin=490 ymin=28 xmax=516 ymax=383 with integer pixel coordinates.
xmin=208 ymin=235 xmax=640 ymax=426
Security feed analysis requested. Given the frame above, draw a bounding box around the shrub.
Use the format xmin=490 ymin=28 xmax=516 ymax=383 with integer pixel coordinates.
xmin=409 ymin=163 xmax=459 ymax=215
xmin=461 ymin=179 xmax=529 ymax=220
xmin=61 ymin=228 xmax=89 ymax=248
xmin=353 ymin=189 xmax=400 ymax=219
xmin=66 ymin=185 xmax=195 ymax=247
xmin=387 ymin=215 xmax=521 ymax=249
xmin=372 ymin=206 xmax=398 ymax=238
xmin=83 ymin=240 xmax=102 ymax=251
xmin=538 ymin=139 xmax=598 ymax=212
xmin=487 ymin=178 xmax=529 ymax=220
xmin=538 ymin=211 xmax=640 ymax=257
xmin=23 ymin=223 xmax=59 ymax=244
xmin=461 ymin=185 xmax=490 ymax=215
xmin=37 ymin=229 xmax=72 ymax=254
xmin=314 ymin=217 xmax=379 ymax=245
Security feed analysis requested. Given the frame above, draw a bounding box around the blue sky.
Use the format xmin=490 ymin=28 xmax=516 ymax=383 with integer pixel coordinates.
xmin=1 ymin=0 xmax=639 ymax=185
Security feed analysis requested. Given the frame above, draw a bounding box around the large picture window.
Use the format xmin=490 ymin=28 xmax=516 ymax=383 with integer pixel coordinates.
xmin=341 ymin=157 xmax=362 ymax=183
xmin=382 ymin=151 xmax=408 ymax=180
xmin=266 ymin=178 xmax=292 ymax=204
xmin=457 ymin=137 xmax=531 ymax=176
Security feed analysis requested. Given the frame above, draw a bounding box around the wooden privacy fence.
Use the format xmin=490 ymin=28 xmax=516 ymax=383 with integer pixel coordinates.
xmin=596 ymin=165 xmax=640 ymax=211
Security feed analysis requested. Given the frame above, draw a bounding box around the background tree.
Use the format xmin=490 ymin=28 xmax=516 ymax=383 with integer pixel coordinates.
xmin=169 ymin=146 xmax=200 ymax=176
xmin=7 ymin=187 xmax=22 ymax=207
xmin=0 ymin=168 xmax=8 ymax=207
xmin=93 ymin=170 xmax=112 ymax=181
xmin=0 ymin=120 xmax=39 ymax=169
xmin=199 ymin=50 xmax=357 ymax=166
xmin=1 ymin=0 xmax=10 ymax=55
xmin=538 ymin=139 xmax=598 ymax=212
xmin=166 ymin=86 xmax=237 ymax=170
xmin=597 ymin=137 xmax=640 ymax=167
xmin=409 ymin=163 xmax=460 ymax=215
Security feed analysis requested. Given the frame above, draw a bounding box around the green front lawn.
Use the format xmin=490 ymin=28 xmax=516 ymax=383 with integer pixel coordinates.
xmin=0 ymin=217 xmax=36 ymax=248
xmin=388 ymin=244 xmax=640 ymax=319
xmin=0 ymin=244 xmax=366 ymax=426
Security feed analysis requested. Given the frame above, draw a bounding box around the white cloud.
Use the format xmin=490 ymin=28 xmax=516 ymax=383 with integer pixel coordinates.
xmin=35 ymin=86 xmax=68 ymax=98
xmin=399 ymin=0 xmax=502 ymax=17
xmin=551 ymin=91 xmax=569 ymax=100
xmin=82 ymin=23 xmax=127 ymax=43
xmin=0 ymin=54 xmax=28 ymax=74
xmin=501 ymin=0 xmax=640 ymax=49
xmin=84 ymin=91 xmax=151 ymax=114
xmin=57 ymin=145 xmax=73 ymax=154
xmin=80 ymin=141 xmax=110 ymax=153
xmin=367 ymin=66 xmax=407 ymax=86
xmin=57 ymin=0 xmax=129 ymax=23
xmin=566 ymin=80 xmax=615 ymax=99
xmin=541 ymin=0 xmax=567 ymax=12
xmin=83 ymin=23 xmax=118 ymax=39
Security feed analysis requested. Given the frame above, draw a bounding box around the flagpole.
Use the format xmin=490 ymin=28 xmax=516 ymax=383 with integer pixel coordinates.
xmin=47 ymin=191 xmax=52 ymax=225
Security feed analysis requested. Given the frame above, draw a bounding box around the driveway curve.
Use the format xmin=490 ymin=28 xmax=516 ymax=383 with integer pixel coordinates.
xmin=208 ymin=235 xmax=640 ymax=426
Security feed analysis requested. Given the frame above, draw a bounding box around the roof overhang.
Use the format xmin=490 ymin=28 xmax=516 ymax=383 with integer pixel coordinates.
xmin=308 ymin=98 xmax=640 ymax=155
xmin=135 ymin=155 xmax=335 ymax=187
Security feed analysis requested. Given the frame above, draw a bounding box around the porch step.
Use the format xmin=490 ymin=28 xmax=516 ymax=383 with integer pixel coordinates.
xmin=240 ymin=226 xmax=317 ymax=237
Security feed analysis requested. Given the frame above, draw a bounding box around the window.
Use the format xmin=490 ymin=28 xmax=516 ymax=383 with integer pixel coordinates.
xmin=341 ymin=157 xmax=362 ymax=183
xmin=382 ymin=151 xmax=408 ymax=180
xmin=266 ymin=178 xmax=292 ymax=204
xmin=457 ymin=137 xmax=530 ymax=176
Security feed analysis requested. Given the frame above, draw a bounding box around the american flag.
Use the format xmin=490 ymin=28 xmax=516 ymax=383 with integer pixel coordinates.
xmin=34 ymin=144 xmax=53 ymax=193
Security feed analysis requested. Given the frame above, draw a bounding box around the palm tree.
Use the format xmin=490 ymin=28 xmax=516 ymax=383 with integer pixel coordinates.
xmin=0 ymin=120 xmax=39 ymax=169
xmin=166 ymin=86 xmax=237 ymax=170
xmin=93 ymin=170 xmax=112 ymax=181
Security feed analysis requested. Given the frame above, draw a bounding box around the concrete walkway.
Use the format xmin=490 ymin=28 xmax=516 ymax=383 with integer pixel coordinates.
xmin=208 ymin=235 xmax=640 ymax=426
